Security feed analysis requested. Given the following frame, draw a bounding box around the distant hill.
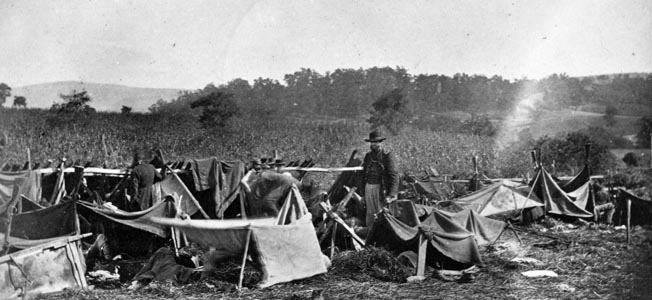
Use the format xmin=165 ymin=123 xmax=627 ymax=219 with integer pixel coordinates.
xmin=11 ymin=81 xmax=185 ymax=112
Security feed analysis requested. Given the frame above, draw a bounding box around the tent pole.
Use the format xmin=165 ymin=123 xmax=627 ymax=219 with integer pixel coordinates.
xmin=542 ymin=171 xmax=553 ymax=218
xmin=26 ymin=147 xmax=31 ymax=170
xmin=519 ymin=171 xmax=540 ymax=220
xmin=508 ymin=221 xmax=522 ymax=244
xmin=626 ymin=199 xmax=631 ymax=244
xmin=330 ymin=222 xmax=338 ymax=260
xmin=171 ymin=227 xmax=180 ymax=257
xmin=1 ymin=186 xmax=21 ymax=255
xmin=416 ymin=233 xmax=427 ymax=277
xmin=239 ymin=189 xmax=247 ymax=220
xmin=238 ymin=229 xmax=252 ymax=290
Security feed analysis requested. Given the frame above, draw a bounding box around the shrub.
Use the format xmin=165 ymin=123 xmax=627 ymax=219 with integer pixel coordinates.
xmin=368 ymin=88 xmax=413 ymax=135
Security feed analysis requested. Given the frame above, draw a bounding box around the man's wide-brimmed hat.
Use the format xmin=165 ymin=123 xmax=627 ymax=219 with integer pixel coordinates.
xmin=251 ymin=159 xmax=262 ymax=169
xmin=364 ymin=130 xmax=386 ymax=143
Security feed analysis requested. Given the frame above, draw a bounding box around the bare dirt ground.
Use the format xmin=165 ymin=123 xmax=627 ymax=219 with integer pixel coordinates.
xmin=38 ymin=223 xmax=652 ymax=300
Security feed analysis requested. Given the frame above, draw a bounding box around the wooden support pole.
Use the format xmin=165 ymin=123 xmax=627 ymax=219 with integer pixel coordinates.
xmin=626 ymin=199 xmax=632 ymax=244
xmin=509 ymin=222 xmax=523 ymax=244
xmin=239 ymin=189 xmax=248 ymax=220
xmin=171 ymin=227 xmax=180 ymax=257
xmin=26 ymin=148 xmax=31 ymax=170
xmin=1 ymin=184 xmax=21 ymax=255
xmin=330 ymin=222 xmax=338 ymax=260
xmin=416 ymin=233 xmax=427 ymax=277
xmin=318 ymin=221 xmax=334 ymax=245
xmin=2 ymin=206 xmax=14 ymax=256
xmin=493 ymin=221 xmax=522 ymax=246
xmin=238 ymin=229 xmax=252 ymax=290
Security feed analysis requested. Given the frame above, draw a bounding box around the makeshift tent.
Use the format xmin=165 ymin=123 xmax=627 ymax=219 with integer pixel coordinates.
xmin=1 ymin=201 xmax=79 ymax=250
xmin=614 ymin=188 xmax=652 ymax=225
xmin=367 ymin=200 xmax=484 ymax=268
xmin=0 ymin=234 xmax=89 ymax=299
xmin=77 ymin=194 xmax=189 ymax=258
xmin=529 ymin=167 xmax=593 ymax=218
xmin=451 ymin=180 xmax=544 ymax=218
xmin=151 ymin=185 xmax=327 ymax=288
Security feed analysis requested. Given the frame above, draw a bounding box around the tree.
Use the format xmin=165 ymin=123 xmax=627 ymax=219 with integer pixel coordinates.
xmin=460 ymin=113 xmax=497 ymax=137
xmin=50 ymin=90 xmax=95 ymax=113
xmin=622 ymin=152 xmax=639 ymax=167
xmin=190 ymin=91 xmax=240 ymax=129
xmin=121 ymin=105 xmax=132 ymax=114
xmin=12 ymin=96 xmax=26 ymax=108
xmin=636 ymin=117 xmax=652 ymax=147
xmin=0 ymin=83 xmax=11 ymax=107
xmin=604 ymin=104 xmax=618 ymax=127
xmin=367 ymin=88 xmax=413 ymax=135
xmin=531 ymin=132 xmax=617 ymax=174
xmin=46 ymin=90 xmax=96 ymax=130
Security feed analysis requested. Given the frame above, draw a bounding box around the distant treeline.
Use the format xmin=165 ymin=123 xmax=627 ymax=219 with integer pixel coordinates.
xmin=149 ymin=68 xmax=652 ymax=118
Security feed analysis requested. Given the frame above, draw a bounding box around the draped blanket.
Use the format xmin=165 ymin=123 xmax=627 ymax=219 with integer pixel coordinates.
xmin=189 ymin=159 xmax=245 ymax=218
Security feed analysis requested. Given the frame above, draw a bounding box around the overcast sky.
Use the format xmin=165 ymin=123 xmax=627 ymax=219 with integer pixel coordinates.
xmin=1 ymin=0 xmax=651 ymax=89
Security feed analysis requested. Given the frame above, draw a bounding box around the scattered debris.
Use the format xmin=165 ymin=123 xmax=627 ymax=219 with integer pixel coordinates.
xmin=557 ymin=283 xmax=576 ymax=292
xmin=510 ymin=257 xmax=545 ymax=267
xmin=330 ymin=247 xmax=414 ymax=282
xmin=87 ymin=269 xmax=120 ymax=281
xmin=521 ymin=270 xmax=558 ymax=278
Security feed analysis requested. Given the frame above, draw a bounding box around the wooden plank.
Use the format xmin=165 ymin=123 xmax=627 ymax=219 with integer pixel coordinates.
xmin=318 ymin=202 xmax=365 ymax=246
xmin=416 ymin=234 xmax=427 ymax=277
xmin=280 ymin=166 xmax=363 ymax=172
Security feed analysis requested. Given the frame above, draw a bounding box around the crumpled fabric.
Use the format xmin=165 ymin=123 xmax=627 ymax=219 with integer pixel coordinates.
xmin=133 ymin=247 xmax=195 ymax=283
xmin=190 ymin=158 xmax=245 ymax=218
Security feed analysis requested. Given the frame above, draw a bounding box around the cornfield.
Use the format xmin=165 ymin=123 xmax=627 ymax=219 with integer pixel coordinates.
xmin=0 ymin=108 xmax=531 ymax=179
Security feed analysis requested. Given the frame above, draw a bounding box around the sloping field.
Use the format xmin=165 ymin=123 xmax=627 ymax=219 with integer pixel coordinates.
xmin=493 ymin=108 xmax=643 ymax=146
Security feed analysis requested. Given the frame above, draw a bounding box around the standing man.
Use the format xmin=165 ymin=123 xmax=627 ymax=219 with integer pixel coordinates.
xmin=362 ymin=130 xmax=399 ymax=227
xmin=127 ymin=150 xmax=163 ymax=211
